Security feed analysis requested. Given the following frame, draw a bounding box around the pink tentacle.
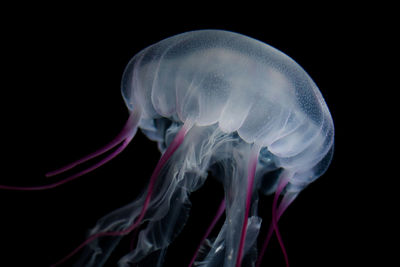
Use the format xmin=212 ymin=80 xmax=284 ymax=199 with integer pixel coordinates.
xmin=46 ymin=109 xmax=141 ymax=177
xmin=188 ymin=198 xmax=226 ymax=267
xmin=51 ymin=121 xmax=193 ymax=267
xmin=0 ymin=109 xmax=141 ymax=191
xmin=0 ymin=138 xmax=132 ymax=191
xmin=235 ymin=145 xmax=260 ymax=267
xmin=256 ymin=172 xmax=295 ymax=267
xmin=272 ymin=174 xmax=290 ymax=266
xmin=255 ymin=192 xmax=297 ymax=267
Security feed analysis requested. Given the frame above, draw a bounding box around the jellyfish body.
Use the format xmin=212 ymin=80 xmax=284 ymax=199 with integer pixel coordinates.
xmin=1 ymin=30 xmax=334 ymax=266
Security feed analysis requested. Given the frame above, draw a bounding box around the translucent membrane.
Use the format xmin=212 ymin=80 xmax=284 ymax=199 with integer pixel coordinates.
xmin=51 ymin=121 xmax=192 ymax=266
xmin=188 ymin=199 xmax=226 ymax=267
xmin=235 ymin=145 xmax=260 ymax=267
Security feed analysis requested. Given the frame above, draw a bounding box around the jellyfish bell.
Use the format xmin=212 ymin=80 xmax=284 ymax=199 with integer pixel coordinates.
xmin=0 ymin=30 xmax=334 ymax=267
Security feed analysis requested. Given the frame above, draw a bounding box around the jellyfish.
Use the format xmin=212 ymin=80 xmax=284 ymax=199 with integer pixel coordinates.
xmin=0 ymin=29 xmax=334 ymax=267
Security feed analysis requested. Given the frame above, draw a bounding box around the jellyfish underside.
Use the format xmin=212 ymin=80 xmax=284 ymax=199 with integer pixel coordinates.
xmin=48 ymin=115 xmax=296 ymax=267
xmin=0 ymin=113 xmax=297 ymax=267
xmin=0 ymin=30 xmax=334 ymax=267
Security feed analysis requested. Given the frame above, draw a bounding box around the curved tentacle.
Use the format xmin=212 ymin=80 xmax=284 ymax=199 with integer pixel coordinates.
xmin=51 ymin=120 xmax=193 ymax=266
xmin=0 ymin=108 xmax=141 ymax=191
xmin=256 ymin=172 xmax=297 ymax=267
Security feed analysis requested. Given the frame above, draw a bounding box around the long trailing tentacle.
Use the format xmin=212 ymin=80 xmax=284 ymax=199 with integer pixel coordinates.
xmin=188 ymin=198 xmax=226 ymax=267
xmin=256 ymin=172 xmax=297 ymax=267
xmin=235 ymin=144 xmax=261 ymax=267
xmin=0 ymin=108 xmax=141 ymax=191
xmin=271 ymin=173 xmax=291 ymax=266
xmin=0 ymin=138 xmax=132 ymax=191
xmin=46 ymin=108 xmax=142 ymax=178
xmin=51 ymin=120 xmax=194 ymax=267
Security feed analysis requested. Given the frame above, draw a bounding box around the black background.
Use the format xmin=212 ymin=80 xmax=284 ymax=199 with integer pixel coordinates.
xmin=0 ymin=7 xmax=381 ymax=267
